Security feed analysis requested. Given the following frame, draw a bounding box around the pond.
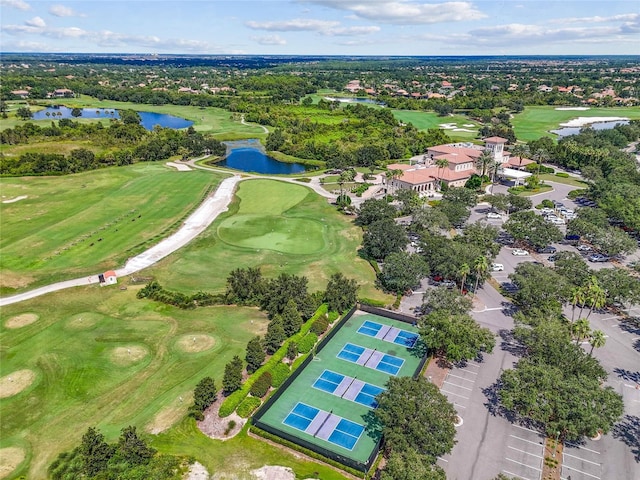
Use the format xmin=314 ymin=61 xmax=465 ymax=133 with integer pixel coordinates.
xmin=551 ymin=119 xmax=629 ymax=137
xmin=217 ymin=140 xmax=306 ymax=174
xmin=32 ymin=106 xmax=193 ymax=130
xmin=323 ymin=96 xmax=385 ymax=106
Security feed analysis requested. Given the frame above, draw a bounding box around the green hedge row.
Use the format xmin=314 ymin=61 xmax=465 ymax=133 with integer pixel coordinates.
xmin=270 ymin=362 xmax=290 ymax=388
xmin=358 ymin=297 xmax=386 ymax=307
xmin=297 ymin=332 xmax=318 ymax=354
xmin=249 ymin=426 xmax=367 ymax=478
xmin=219 ymin=304 xmax=329 ymax=417
xmin=555 ymin=172 xmax=570 ymax=178
xmin=237 ymin=397 xmax=262 ymax=418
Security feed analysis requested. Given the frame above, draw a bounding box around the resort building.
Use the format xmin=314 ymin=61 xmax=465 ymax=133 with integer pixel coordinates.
xmin=384 ymin=137 xmax=534 ymax=194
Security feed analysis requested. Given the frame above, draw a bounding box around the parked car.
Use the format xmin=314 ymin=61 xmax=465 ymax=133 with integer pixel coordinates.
xmin=497 ymin=233 xmax=515 ymax=245
xmin=540 ymin=207 xmax=555 ymax=214
xmin=553 ymin=201 xmax=565 ymax=208
xmin=537 ymin=246 xmax=557 ymax=254
xmin=487 ymin=212 xmax=502 ymax=219
xmin=563 ymin=234 xmax=581 ymax=244
xmin=511 ymin=248 xmax=529 ymax=256
xmin=550 ymin=218 xmax=566 ymax=225
xmin=491 ymin=263 xmax=504 ymax=271
xmin=577 ymin=244 xmax=592 ymax=252
xmin=588 ymin=253 xmax=610 ymax=263
xmin=548 ymin=255 xmax=557 ymax=262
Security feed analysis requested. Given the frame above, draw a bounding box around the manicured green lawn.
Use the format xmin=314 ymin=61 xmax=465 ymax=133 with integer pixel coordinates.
xmin=539 ymin=174 xmax=589 ymax=188
xmin=147 ymin=179 xmax=388 ymax=302
xmin=0 ymin=164 xmax=222 ymax=293
xmin=512 ymin=106 xmax=640 ymax=142
xmin=391 ymin=110 xmax=480 ymax=141
xmin=0 ymin=286 xmax=270 ymax=479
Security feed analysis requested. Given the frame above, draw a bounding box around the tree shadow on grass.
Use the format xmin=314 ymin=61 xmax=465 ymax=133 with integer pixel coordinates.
xmin=612 ymin=415 xmax=640 ymax=462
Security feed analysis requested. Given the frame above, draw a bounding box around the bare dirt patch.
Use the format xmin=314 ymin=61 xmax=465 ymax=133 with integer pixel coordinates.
xmin=0 ymin=271 xmax=35 ymax=289
xmin=185 ymin=461 xmax=210 ymax=480
xmin=250 ymin=466 xmax=295 ymax=480
xmin=198 ymin=400 xmax=246 ymax=441
xmin=5 ymin=313 xmax=39 ymax=329
xmin=0 ymin=369 xmax=36 ymax=399
xmin=0 ymin=447 xmax=25 ymax=479
xmin=177 ymin=334 xmax=215 ymax=353
xmin=146 ymin=392 xmax=192 ymax=434
xmin=110 ymin=346 xmax=148 ymax=366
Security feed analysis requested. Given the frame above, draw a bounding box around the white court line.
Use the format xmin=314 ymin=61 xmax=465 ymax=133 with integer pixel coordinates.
xmin=508 ymin=446 xmax=544 ymax=459
xmin=440 ymin=389 xmax=470 ymax=400
xmin=503 ymin=470 xmax=534 ymax=480
xmin=565 ymin=443 xmax=601 ymax=455
xmin=506 ymin=458 xmax=542 ymax=472
xmin=443 ymin=380 xmax=473 ymax=391
xmin=562 ymin=464 xmax=601 ymax=479
xmin=447 ymin=373 xmax=476 ymax=383
xmin=513 ymin=424 xmax=542 ymax=435
xmin=562 ymin=451 xmax=601 ymax=466
xmin=510 ymin=435 xmax=544 ymax=447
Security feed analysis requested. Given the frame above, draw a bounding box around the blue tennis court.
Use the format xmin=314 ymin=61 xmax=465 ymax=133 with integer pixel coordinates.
xmin=312 ymin=370 xmax=385 ymax=408
xmin=337 ymin=343 xmax=405 ymax=375
xmin=282 ymin=402 xmax=365 ymax=450
xmin=357 ymin=320 xmax=419 ymax=347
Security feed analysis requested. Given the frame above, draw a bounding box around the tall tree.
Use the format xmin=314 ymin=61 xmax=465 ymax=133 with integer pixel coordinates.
xmin=381 ymin=251 xmax=429 ymax=294
xmin=475 ymin=150 xmax=494 ymax=178
xmin=222 ymin=355 xmax=244 ymax=395
xmin=245 ymin=336 xmax=266 ymax=373
xmin=459 ymin=263 xmax=470 ymax=293
xmin=281 ymin=299 xmax=303 ymax=337
xmin=114 ymin=426 xmax=156 ymax=466
xmin=421 ymin=288 xmax=473 ymax=317
xmin=510 ymin=144 xmax=530 ymax=169
xmin=503 ymin=210 xmax=563 ymax=249
xmin=375 ymin=377 xmax=457 ymax=461
xmin=325 ymin=272 xmax=358 ymax=313
xmin=192 ymin=376 xmax=217 ymax=413
xmin=264 ymin=317 xmax=286 ymax=354
xmin=434 ymin=158 xmax=449 ymax=191
xmin=473 ymin=255 xmax=489 ymax=295
xmin=571 ymin=318 xmax=592 ymax=345
xmin=380 ymin=448 xmax=447 ymax=480
xmin=80 ymin=427 xmax=113 ymax=476
xmin=355 ymin=198 xmax=397 ymax=226
xmin=589 ymin=330 xmax=606 ymax=356
xmin=362 ymin=217 xmax=408 ymax=260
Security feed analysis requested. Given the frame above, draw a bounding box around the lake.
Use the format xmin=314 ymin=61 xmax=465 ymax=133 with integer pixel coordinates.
xmin=217 ymin=140 xmax=306 ymax=174
xmin=551 ymin=119 xmax=629 ymax=137
xmin=32 ymin=106 xmax=193 ymax=130
xmin=323 ymin=96 xmax=385 ymax=106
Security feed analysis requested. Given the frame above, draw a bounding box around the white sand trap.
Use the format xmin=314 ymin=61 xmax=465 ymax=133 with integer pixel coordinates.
xmin=453 ymin=128 xmax=475 ymax=132
xmin=2 ymin=195 xmax=28 ymax=204
xmin=0 ymin=369 xmax=36 ymax=399
xmin=5 ymin=313 xmax=38 ymax=329
xmin=177 ymin=334 xmax=215 ymax=353
xmin=559 ymin=116 xmax=629 ymax=128
xmin=110 ymin=346 xmax=148 ymax=366
xmin=0 ymin=447 xmax=25 ymax=479
xmin=463 ymin=124 xmax=476 ymax=127
xmin=555 ymin=107 xmax=590 ymax=111
xmin=185 ymin=462 xmax=210 ymax=480
xmin=439 ymin=123 xmax=456 ymax=129
xmin=251 ymin=466 xmax=295 ymax=480
xmin=166 ymin=161 xmax=192 ymax=171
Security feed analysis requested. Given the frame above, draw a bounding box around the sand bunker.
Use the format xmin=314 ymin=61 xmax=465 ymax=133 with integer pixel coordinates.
xmin=559 ymin=116 xmax=629 ymax=128
xmin=0 ymin=370 xmax=36 ymax=399
xmin=439 ymin=123 xmax=457 ymax=129
xmin=0 ymin=447 xmax=25 ymax=479
xmin=185 ymin=462 xmax=209 ymax=480
xmin=177 ymin=334 xmax=215 ymax=353
xmin=2 ymin=195 xmax=28 ymax=204
xmin=166 ymin=162 xmax=192 ymax=171
xmin=453 ymin=128 xmax=475 ymax=132
xmin=555 ymin=107 xmax=590 ymax=111
xmin=5 ymin=313 xmax=38 ymax=329
xmin=251 ymin=466 xmax=296 ymax=480
xmin=110 ymin=346 xmax=148 ymax=366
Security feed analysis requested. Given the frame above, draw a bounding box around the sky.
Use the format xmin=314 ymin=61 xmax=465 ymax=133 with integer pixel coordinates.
xmin=1 ymin=0 xmax=639 ymax=56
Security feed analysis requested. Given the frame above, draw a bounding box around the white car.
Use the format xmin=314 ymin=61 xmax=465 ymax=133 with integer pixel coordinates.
xmin=550 ymin=218 xmax=566 ymax=225
xmin=487 ymin=212 xmax=502 ymax=219
xmin=491 ymin=263 xmax=504 ymax=271
xmin=540 ymin=207 xmax=554 ymax=214
xmin=511 ymin=248 xmax=529 ymax=256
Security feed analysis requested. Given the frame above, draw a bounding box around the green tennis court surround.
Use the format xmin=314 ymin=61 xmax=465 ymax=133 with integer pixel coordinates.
xmin=252 ymin=307 xmax=428 ymax=472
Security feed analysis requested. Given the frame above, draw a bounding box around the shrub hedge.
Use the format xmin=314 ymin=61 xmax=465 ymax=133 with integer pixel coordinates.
xmin=297 ymin=332 xmax=318 ymax=354
xmin=270 ymin=362 xmax=290 ymax=388
xmin=218 ymin=304 xmax=328 ymax=417
xmin=237 ymin=397 xmax=262 ymax=418
xmin=250 ymin=372 xmax=272 ymax=398
xmin=310 ymin=316 xmax=330 ymax=336
xmin=555 ymin=172 xmax=570 ymax=178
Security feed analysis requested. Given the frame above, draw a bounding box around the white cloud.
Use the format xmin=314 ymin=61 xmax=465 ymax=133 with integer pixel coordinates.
xmin=302 ymin=1 xmax=486 ymax=25
xmin=25 ymin=16 xmax=46 ymax=28
xmin=49 ymin=4 xmax=85 ymax=17
xmin=321 ymin=25 xmax=381 ymax=36
xmin=251 ymin=35 xmax=287 ymax=45
xmin=246 ymin=18 xmax=340 ymax=32
xmin=0 ymin=0 xmax=30 ymax=11
xmin=551 ymin=13 xmax=639 ymax=24
xmin=1 ymin=40 xmax=57 ymax=52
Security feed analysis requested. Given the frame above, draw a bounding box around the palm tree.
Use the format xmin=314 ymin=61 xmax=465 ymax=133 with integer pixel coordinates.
xmin=570 ymin=287 xmax=586 ymax=322
xmin=585 ymin=278 xmax=607 ymax=320
xmin=475 ymin=151 xmax=493 ymax=178
xmin=385 ymin=168 xmax=402 ymax=195
xmin=588 ymin=330 xmax=606 ymax=356
xmin=533 ymin=148 xmax=550 ymax=176
xmin=434 ymin=158 xmax=449 ymax=191
xmin=459 ymin=263 xmax=470 ymax=294
xmin=489 ymin=160 xmax=502 ymax=194
xmin=571 ymin=318 xmax=591 ymax=345
xmin=510 ymin=144 xmax=530 ymax=169
xmin=473 ymin=256 xmax=489 ymax=296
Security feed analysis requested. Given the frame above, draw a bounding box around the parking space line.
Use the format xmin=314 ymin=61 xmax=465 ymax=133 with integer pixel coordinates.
xmin=443 ymin=380 xmax=473 ymax=391
xmin=513 ymin=424 xmax=542 ymax=435
xmin=503 ymin=470 xmax=535 ymax=480
xmin=506 ymin=458 xmax=542 ymax=472
xmin=562 ymin=464 xmax=601 ymax=479
xmin=508 ymin=445 xmax=544 ymax=459
xmin=565 ymin=443 xmax=601 ymax=455
xmin=437 ymin=457 xmax=448 ymax=463
xmin=440 ymin=389 xmax=470 ymax=400
xmin=509 ymin=435 xmax=544 ymax=447
xmin=562 ymin=452 xmax=601 ymax=466
xmin=447 ymin=373 xmax=476 ymax=383
xmin=466 ymin=361 xmax=481 ymax=367
xmin=458 ymin=368 xmax=478 ymax=375
xmin=452 ymin=402 xmax=467 ymax=409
